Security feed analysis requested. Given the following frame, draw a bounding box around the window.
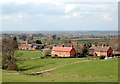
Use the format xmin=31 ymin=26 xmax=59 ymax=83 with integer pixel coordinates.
xmin=66 ymin=52 xmax=68 ymax=53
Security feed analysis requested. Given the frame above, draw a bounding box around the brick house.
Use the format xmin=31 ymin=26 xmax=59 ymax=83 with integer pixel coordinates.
xmin=94 ymin=44 xmax=113 ymax=57
xmin=51 ymin=44 xmax=76 ymax=57
xmin=89 ymin=46 xmax=96 ymax=55
xmin=18 ymin=44 xmax=31 ymax=50
xmin=18 ymin=44 xmax=35 ymax=51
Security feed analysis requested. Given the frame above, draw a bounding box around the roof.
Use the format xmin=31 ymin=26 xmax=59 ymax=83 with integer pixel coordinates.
xmin=18 ymin=41 xmax=26 ymax=44
xmin=36 ymin=44 xmax=46 ymax=46
xmin=89 ymin=47 xmax=96 ymax=50
xmin=72 ymin=42 xmax=78 ymax=44
xmin=113 ymin=51 xmax=120 ymax=54
xmin=52 ymin=47 xmax=73 ymax=52
xmin=95 ymin=46 xmax=110 ymax=51
xmin=19 ymin=44 xmax=32 ymax=47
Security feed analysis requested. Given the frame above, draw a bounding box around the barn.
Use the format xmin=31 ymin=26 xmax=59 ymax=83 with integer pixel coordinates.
xmin=51 ymin=44 xmax=76 ymax=57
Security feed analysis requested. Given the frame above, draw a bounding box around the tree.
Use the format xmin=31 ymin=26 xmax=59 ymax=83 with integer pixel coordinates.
xmin=19 ymin=35 xmax=27 ymax=41
xmin=42 ymin=48 xmax=51 ymax=56
xmin=74 ymin=45 xmax=79 ymax=54
xmin=2 ymin=38 xmax=19 ymax=71
xmin=47 ymin=37 xmax=52 ymax=45
xmin=82 ymin=44 xmax=88 ymax=55
xmin=36 ymin=40 xmax=42 ymax=44
xmin=52 ymin=35 xmax=56 ymax=40
xmin=93 ymin=41 xmax=98 ymax=46
xmin=57 ymin=37 xmax=61 ymax=40
xmin=13 ymin=37 xmax=18 ymax=49
xmin=109 ymin=37 xmax=119 ymax=51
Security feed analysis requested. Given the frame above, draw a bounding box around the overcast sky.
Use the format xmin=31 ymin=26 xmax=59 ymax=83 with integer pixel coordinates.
xmin=1 ymin=0 xmax=118 ymax=31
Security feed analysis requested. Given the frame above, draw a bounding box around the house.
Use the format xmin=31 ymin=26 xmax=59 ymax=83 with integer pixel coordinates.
xmin=18 ymin=44 xmax=31 ymax=50
xmin=18 ymin=38 xmax=37 ymax=51
xmin=94 ymin=44 xmax=113 ymax=57
xmin=89 ymin=46 xmax=96 ymax=55
xmin=71 ymin=41 xmax=78 ymax=46
xmin=51 ymin=44 xmax=76 ymax=57
xmin=18 ymin=44 xmax=35 ymax=51
xmin=113 ymin=51 xmax=120 ymax=57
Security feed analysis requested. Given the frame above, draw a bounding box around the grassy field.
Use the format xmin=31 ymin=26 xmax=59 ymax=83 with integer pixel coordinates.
xmin=2 ymin=51 xmax=118 ymax=82
xmin=72 ymin=38 xmax=105 ymax=43
xmin=15 ymin=50 xmax=43 ymax=60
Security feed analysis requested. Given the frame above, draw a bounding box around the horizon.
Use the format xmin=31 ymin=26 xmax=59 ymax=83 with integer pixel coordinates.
xmin=2 ymin=30 xmax=118 ymax=35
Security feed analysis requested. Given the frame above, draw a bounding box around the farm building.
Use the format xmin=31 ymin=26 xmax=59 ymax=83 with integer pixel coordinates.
xmin=18 ymin=44 xmax=35 ymax=51
xmin=51 ymin=44 xmax=76 ymax=57
xmin=89 ymin=46 xmax=96 ymax=55
xmin=94 ymin=44 xmax=113 ymax=57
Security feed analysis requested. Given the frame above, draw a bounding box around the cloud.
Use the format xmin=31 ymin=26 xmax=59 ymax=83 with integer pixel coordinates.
xmin=18 ymin=15 xmax=24 ymax=18
xmin=2 ymin=13 xmax=30 ymax=21
xmin=2 ymin=0 xmax=118 ymax=5
xmin=64 ymin=4 xmax=78 ymax=13
xmin=64 ymin=0 xmax=118 ymax=3
xmin=72 ymin=12 xmax=79 ymax=16
xmin=61 ymin=12 xmax=82 ymax=19
xmin=103 ymin=14 xmax=113 ymax=21
xmin=2 ymin=3 xmax=65 ymax=16
xmin=2 ymin=0 xmax=64 ymax=5
xmin=2 ymin=0 xmax=117 ymax=31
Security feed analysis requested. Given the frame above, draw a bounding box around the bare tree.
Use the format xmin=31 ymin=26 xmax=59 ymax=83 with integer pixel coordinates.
xmin=2 ymin=38 xmax=19 ymax=71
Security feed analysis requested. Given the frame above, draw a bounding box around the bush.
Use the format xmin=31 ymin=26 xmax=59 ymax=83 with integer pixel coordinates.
xmin=42 ymin=48 xmax=51 ymax=56
xmin=99 ymin=56 xmax=105 ymax=59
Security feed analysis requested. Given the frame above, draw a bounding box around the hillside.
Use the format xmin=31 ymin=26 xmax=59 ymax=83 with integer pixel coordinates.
xmin=2 ymin=51 xmax=118 ymax=82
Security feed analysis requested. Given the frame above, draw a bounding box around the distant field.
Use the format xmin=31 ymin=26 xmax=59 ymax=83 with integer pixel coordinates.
xmin=72 ymin=38 xmax=105 ymax=43
xmin=2 ymin=51 xmax=118 ymax=82
xmin=32 ymin=37 xmax=105 ymax=44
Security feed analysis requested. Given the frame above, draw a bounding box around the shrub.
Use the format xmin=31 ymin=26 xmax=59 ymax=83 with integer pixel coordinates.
xmin=99 ymin=56 xmax=105 ymax=59
xmin=42 ymin=48 xmax=51 ymax=56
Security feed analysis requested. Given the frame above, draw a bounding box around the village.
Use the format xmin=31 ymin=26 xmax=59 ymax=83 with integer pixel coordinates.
xmin=17 ymin=36 xmax=118 ymax=59
xmin=2 ymin=32 xmax=119 ymax=82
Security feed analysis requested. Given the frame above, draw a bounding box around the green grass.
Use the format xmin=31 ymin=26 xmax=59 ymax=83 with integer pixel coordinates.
xmin=49 ymin=59 xmax=118 ymax=82
xmin=18 ymin=58 xmax=85 ymax=73
xmin=15 ymin=50 xmax=43 ymax=60
xmin=2 ymin=50 xmax=118 ymax=82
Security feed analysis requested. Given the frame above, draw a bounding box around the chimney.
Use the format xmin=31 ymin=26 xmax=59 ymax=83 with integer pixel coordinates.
xmin=26 ymin=37 xmax=28 ymax=44
xmin=62 ymin=44 xmax=64 ymax=47
xmin=102 ymin=44 xmax=105 ymax=48
xmin=71 ymin=45 xmax=73 ymax=48
xmin=97 ymin=43 xmax=100 ymax=46
xmin=54 ymin=44 xmax=56 ymax=47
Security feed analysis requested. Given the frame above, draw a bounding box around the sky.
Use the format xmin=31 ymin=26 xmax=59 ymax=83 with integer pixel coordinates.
xmin=1 ymin=0 xmax=119 ymax=31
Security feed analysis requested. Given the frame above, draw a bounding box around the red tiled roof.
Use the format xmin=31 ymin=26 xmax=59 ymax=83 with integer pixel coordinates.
xmin=52 ymin=47 xmax=73 ymax=52
xmin=72 ymin=42 xmax=78 ymax=44
xmin=95 ymin=46 xmax=110 ymax=51
xmin=19 ymin=44 xmax=29 ymax=47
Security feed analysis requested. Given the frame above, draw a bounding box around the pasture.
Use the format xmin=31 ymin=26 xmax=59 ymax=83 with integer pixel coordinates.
xmin=72 ymin=38 xmax=105 ymax=43
xmin=2 ymin=50 xmax=118 ymax=82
